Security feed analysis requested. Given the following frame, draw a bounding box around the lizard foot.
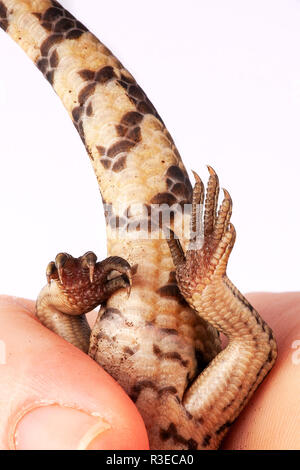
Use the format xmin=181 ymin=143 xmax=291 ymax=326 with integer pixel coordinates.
xmin=167 ymin=166 xmax=235 ymax=302
xmin=165 ymin=168 xmax=277 ymax=449
xmin=36 ymin=252 xmax=133 ymax=352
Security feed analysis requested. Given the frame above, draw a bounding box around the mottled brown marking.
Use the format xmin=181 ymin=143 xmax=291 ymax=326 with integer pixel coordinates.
xmin=160 ymin=423 xmax=198 ymax=450
xmin=35 ymin=2 xmax=89 ymax=87
xmin=95 ymin=331 xmax=112 ymax=343
xmin=157 ymin=284 xmax=182 ymax=300
xmin=158 ymin=386 xmax=178 ymax=397
xmin=112 ymin=156 xmax=127 ymax=173
xmin=185 ymin=409 xmax=193 ymax=420
xmin=107 ymin=140 xmax=135 ymax=158
xmin=120 ymin=72 xmax=135 ymax=84
xmin=86 ymin=102 xmax=93 ymax=116
xmin=128 ymin=85 xmax=144 ymax=101
xmin=166 ymin=165 xmax=185 ymax=182
xmin=66 ymin=29 xmax=85 ymax=40
xmin=46 ymin=70 xmax=55 ymax=84
xmin=32 ymin=12 xmax=42 ymax=20
xmin=101 ymin=307 xmax=123 ymax=320
xmin=36 ymin=58 xmax=48 ymax=74
xmin=100 ymin=159 xmax=110 ymax=168
xmin=54 ymin=18 xmax=74 ymax=33
xmin=157 ymin=282 xmax=187 ymax=306
xmin=72 ymin=67 xmax=128 ymax=155
xmin=117 ymin=74 xmax=162 ymax=122
xmin=95 ymin=66 xmax=116 ymax=84
xmin=41 ymin=2 xmax=87 ymax=37
xmin=124 ymin=347 xmax=135 ymax=356
xmin=160 ymin=328 xmax=178 ymax=336
xmin=223 ymin=277 xmax=256 ymax=317
xmin=172 ymin=183 xmax=188 ymax=199
xmin=222 ymin=399 xmax=235 ymax=412
xmin=49 ymin=50 xmax=59 ymax=68
xmin=121 ymin=111 xmax=143 ymax=127
xmin=71 ymin=103 xmax=87 ymax=144
xmin=43 ymin=7 xmax=61 ymax=23
xmin=72 ymin=107 xmax=84 ymax=125
xmin=268 ymin=329 xmax=274 ymax=341
xmin=152 ymin=344 xmax=161 ymax=356
xmin=0 ymin=2 xmax=8 ymax=31
xmin=165 ymin=165 xmax=193 ymax=205
xmin=76 ymin=121 xmax=85 ymax=140
xmin=130 ymin=380 xmax=157 ymax=402
xmin=40 ymin=34 xmax=63 ymax=57
xmin=268 ymin=349 xmax=273 ymax=362
xmin=202 ymin=434 xmax=212 ymax=447
xmin=150 ymin=192 xmax=177 ymax=206
xmin=78 ymin=83 xmax=96 ymax=105
xmin=71 ymin=57 xmax=165 ymax=175
xmin=116 ymin=80 xmax=127 ymax=91
xmin=153 ymin=344 xmax=189 ymax=368
xmin=78 ymin=66 xmax=116 ymax=84
xmin=165 ymin=351 xmax=189 ymax=367
xmin=131 ymin=264 xmax=139 ymax=275
xmin=137 ymin=101 xmax=154 ymax=115
xmin=104 ymin=202 xmax=159 ymax=233
xmin=168 ymin=271 xmax=177 ymax=283
xmin=79 ymin=69 xmax=95 ymax=81
xmin=97 ymin=146 xmax=106 ymax=156
xmin=98 ymin=110 xmax=144 ymax=172
xmin=216 ymin=420 xmax=232 ymax=435
xmin=127 ymin=126 xmax=141 ymax=143
xmin=115 ymin=124 xmax=126 ymax=137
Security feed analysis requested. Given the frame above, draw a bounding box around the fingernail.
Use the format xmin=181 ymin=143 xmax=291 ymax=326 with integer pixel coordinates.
xmin=12 ymin=404 xmax=111 ymax=450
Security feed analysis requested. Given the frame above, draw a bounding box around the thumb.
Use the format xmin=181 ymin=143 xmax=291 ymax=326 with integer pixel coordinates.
xmin=0 ymin=296 xmax=149 ymax=450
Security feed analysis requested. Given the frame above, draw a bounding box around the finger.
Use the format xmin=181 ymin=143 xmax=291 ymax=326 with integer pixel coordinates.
xmin=0 ymin=296 xmax=149 ymax=450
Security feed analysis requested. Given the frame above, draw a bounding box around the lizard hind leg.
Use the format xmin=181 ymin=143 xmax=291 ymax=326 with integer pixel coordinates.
xmin=36 ymin=251 xmax=133 ymax=353
xmin=165 ymin=168 xmax=277 ymax=448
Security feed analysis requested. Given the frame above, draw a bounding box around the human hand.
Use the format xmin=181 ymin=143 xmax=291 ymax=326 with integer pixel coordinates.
xmin=0 ymin=296 xmax=149 ymax=450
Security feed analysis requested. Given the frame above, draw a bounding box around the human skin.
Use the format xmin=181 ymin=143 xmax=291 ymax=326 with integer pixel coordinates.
xmin=0 ymin=292 xmax=299 ymax=450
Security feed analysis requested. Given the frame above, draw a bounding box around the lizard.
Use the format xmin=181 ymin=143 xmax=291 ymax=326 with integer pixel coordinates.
xmin=0 ymin=0 xmax=277 ymax=450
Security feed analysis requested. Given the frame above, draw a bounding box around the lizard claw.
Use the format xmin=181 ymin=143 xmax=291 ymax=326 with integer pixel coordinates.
xmin=99 ymin=256 xmax=133 ymax=291
xmin=80 ymin=251 xmax=98 ymax=283
xmin=55 ymin=253 xmax=70 ymax=284
xmin=46 ymin=261 xmax=57 ymax=286
xmin=126 ymin=271 xmax=133 ymax=297
xmin=46 ymin=253 xmax=71 ymax=285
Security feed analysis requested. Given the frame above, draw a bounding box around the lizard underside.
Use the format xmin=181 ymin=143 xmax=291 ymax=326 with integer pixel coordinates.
xmin=0 ymin=0 xmax=277 ymax=450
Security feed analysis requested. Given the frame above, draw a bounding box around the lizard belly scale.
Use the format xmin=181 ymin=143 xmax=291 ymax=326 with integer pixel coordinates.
xmin=0 ymin=0 xmax=221 ymax=449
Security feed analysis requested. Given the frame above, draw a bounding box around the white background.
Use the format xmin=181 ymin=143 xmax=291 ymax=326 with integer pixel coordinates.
xmin=0 ymin=0 xmax=300 ymax=299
